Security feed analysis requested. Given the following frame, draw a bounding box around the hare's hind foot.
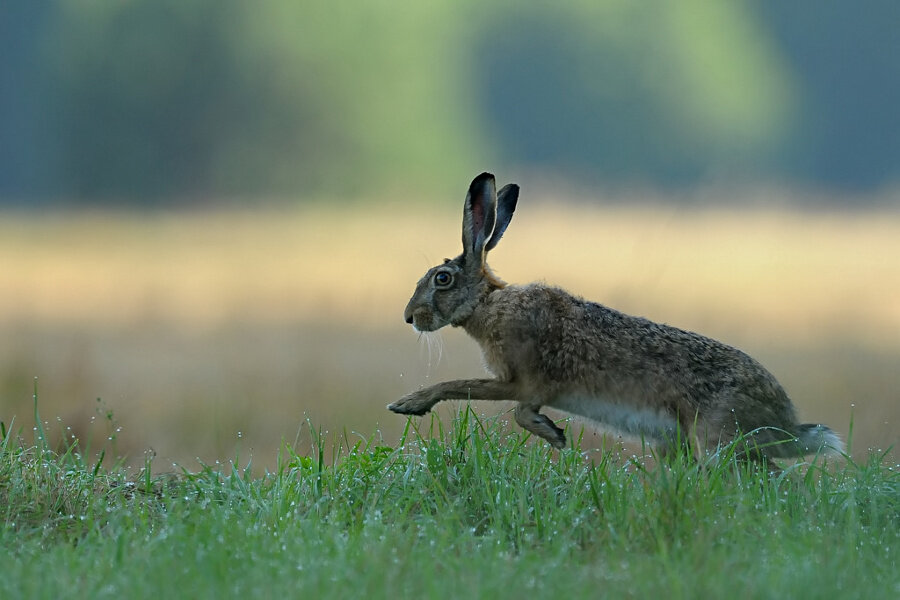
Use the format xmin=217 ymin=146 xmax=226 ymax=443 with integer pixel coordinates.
xmin=515 ymin=404 xmax=566 ymax=449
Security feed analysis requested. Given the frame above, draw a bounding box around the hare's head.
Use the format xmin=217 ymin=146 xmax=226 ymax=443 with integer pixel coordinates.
xmin=404 ymin=172 xmax=519 ymax=332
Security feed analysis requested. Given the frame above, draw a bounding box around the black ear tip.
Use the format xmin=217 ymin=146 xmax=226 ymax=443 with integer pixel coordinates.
xmin=503 ymin=183 xmax=520 ymax=196
xmin=498 ymin=183 xmax=519 ymax=206
xmin=471 ymin=172 xmax=496 ymax=188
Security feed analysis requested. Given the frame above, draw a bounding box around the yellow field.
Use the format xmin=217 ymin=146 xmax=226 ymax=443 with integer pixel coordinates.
xmin=0 ymin=201 xmax=898 ymax=466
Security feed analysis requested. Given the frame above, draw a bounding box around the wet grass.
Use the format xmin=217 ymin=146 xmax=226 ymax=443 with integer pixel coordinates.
xmin=2 ymin=405 xmax=898 ymax=599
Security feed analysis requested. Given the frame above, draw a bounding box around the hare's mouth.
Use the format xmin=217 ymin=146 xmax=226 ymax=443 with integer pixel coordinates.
xmin=410 ymin=318 xmax=438 ymax=333
xmin=406 ymin=307 xmax=440 ymax=332
xmin=410 ymin=313 xmax=445 ymax=333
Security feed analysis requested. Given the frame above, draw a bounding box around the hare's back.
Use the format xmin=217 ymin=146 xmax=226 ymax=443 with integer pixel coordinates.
xmin=486 ymin=283 xmax=789 ymax=404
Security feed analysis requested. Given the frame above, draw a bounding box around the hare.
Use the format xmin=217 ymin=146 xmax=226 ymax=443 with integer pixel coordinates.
xmin=389 ymin=172 xmax=842 ymax=461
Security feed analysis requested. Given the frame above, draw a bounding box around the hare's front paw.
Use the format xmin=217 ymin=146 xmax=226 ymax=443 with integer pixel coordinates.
xmin=514 ymin=405 xmax=567 ymax=449
xmin=388 ymin=389 xmax=437 ymax=416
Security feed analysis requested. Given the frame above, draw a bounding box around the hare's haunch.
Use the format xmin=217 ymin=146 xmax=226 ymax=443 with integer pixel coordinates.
xmin=389 ymin=173 xmax=842 ymax=460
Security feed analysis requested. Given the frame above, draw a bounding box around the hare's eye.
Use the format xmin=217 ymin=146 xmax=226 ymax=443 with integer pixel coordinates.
xmin=434 ymin=271 xmax=453 ymax=287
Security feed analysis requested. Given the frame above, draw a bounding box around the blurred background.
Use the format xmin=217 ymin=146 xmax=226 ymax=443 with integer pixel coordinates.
xmin=1 ymin=1 xmax=897 ymax=467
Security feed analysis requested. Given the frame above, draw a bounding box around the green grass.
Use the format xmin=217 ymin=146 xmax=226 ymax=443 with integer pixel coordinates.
xmin=2 ymin=407 xmax=898 ymax=600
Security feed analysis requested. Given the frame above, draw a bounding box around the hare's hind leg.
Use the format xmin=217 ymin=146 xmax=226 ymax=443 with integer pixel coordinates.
xmin=514 ymin=404 xmax=567 ymax=449
xmin=656 ymin=415 xmax=710 ymax=463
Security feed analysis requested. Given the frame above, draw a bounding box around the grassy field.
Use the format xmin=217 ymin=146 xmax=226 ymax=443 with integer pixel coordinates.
xmin=0 ymin=202 xmax=897 ymax=469
xmin=2 ymin=407 xmax=898 ymax=599
xmin=1 ymin=199 xmax=898 ymax=597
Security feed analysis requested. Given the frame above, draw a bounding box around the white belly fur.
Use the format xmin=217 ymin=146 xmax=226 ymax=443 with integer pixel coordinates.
xmin=551 ymin=394 xmax=678 ymax=443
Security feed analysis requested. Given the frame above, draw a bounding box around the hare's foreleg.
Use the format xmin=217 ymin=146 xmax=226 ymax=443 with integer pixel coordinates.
xmin=389 ymin=379 xmax=516 ymax=416
xmin=514 ymin=404 xmax=567 ymax=449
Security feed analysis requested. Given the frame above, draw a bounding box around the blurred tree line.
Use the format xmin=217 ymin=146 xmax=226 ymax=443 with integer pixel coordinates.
xmin=1 ymin=1 xmax=898 ymax=207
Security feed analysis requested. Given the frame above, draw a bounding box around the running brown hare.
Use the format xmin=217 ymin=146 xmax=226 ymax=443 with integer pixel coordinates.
xmin=389 ymin=172 xmax=842 ymax=462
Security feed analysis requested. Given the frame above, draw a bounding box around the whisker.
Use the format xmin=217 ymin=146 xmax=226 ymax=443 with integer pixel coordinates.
xmin=417 ymin=331 xmax=444 ymax=377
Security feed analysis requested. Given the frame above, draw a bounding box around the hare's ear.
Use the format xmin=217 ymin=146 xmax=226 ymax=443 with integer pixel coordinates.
xmin=462 ymin=172 xmax=497 ymax=264
xmin=485 ymin=183 xmax=518 ymax=252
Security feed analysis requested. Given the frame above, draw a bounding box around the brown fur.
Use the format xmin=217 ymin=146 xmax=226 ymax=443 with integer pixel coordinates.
xmin=389 ymin=173 xmax=843 ymax=461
